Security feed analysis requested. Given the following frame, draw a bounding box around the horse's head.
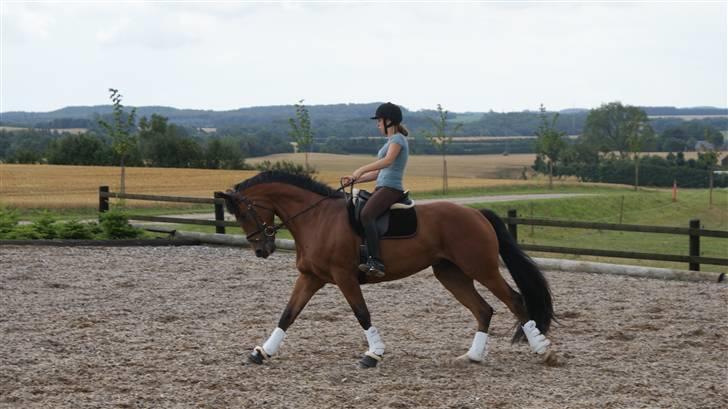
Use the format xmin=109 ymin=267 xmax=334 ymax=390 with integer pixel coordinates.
xmin=220 ymin=190 xmax=277 ymax=258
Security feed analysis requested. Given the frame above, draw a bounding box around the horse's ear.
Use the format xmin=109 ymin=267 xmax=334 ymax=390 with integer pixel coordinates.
xmin=219 ymin=190 xmax=239 ymax=216
xmin=218 ymin=190 xmax=234 ymax=199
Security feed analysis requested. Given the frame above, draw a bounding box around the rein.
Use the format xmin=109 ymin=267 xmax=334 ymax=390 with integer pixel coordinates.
xmin=241 ymin=180 xmax=352 ymax=243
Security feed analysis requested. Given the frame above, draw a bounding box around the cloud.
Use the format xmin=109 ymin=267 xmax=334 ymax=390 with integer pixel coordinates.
xmin=1 ymin=2 xmax=55 ymax=43
xmin=1 ymin=2 xmax=726 ymax=112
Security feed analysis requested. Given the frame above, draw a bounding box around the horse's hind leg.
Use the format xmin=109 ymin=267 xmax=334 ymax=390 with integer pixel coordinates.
xmin=458 ymin=254 xmax=554 ymax=359
xmin=457 ymin=255 xmax=529 ymax=327
xmin=432 ymin=261 xmax=494 ymax=363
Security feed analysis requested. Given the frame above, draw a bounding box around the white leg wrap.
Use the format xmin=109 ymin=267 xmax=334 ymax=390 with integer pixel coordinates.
xmin=365 ymin=326 xmax=385 ymax=357
xmin=262 ymin=327 xmax=286 ymax=356
xmin=466 ymin=331 xmax=489 ymax=362
xmin=522 ymin=320 xmax=550 ymax=354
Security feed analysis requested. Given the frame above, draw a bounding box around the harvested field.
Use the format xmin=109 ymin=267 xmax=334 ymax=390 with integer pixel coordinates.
xmin=247 ymin=152 xmax=539 ymax=179
xmin=0 ymin=163 xmax=534 ymax=209
xmin=1 ymin=245 xmax=726 ymax=408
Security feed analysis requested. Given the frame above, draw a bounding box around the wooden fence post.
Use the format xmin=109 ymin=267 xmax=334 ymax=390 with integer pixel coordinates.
xmin=507 ymin=209 xmax=518 ymax=242
xmin=99 ymin=186 xmax=109 ymax=221
xmin=214 ymin=192 xmax=226 ymax=235
xmin=689 ymin=219 xmax=700 ymax=271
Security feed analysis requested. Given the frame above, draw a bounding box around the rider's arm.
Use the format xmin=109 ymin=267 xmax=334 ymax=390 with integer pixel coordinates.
xmin=353 ymin=143 xmax=402 ymax=177
xmin=355 ymin=170 xmax=379 ymax=183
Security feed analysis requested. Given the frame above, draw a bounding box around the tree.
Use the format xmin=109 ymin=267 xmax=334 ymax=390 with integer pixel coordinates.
xmin=627 ymin=118 xmax=655 ymax=191
xmin=583 ymin=102 xmax=651 ymax=159
xmin=137 ymin=114 xmax=206 ymax=168
xmin=288 ymin=100 xmax=314 ymax=170
xmin=99 ymin=89 xmax=136 ymax=195
xmin=534 ymin=104 xmax=566 ymax=189
xmin=204 ymin=138 xmax=245 ymax=169
xmin=697 ymin=139 xmax=724 ymax=207
xmin=46 ymin=133 xmax=111 ymax=165
xmin=425 ymin=104 xmax=462 ymax=194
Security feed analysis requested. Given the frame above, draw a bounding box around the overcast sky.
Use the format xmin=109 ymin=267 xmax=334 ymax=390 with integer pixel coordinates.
xmin=1 ymin=1 xmax=726 ymax=113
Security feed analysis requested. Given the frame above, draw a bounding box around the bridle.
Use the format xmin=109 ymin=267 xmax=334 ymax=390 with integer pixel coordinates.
xmin=236 ymin=195 xmax=279 ymax=244
xmin=236 ymin=181 xmax=352 ymax=244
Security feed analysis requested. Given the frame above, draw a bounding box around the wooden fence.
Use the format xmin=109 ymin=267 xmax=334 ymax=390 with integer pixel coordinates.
xmin=99 ymin=186 xmax=236 ymax=234
xmin=504 ymin=209 xmax=728 ymax=271
xmin=99 ymin=187 xmax=728 ymax=272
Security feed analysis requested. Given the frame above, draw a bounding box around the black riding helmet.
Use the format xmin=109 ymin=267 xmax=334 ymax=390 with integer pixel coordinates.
xmin=371 ymin=102 xmax=402 ymax=133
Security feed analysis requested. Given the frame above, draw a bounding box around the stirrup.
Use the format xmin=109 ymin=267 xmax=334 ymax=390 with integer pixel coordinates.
xmin=359 ymin=258 xmax=385 ymax=278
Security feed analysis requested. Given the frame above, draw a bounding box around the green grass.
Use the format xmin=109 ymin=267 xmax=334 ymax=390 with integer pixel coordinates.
xmin=412 ymin=183 xmax=631 ymax=199
xmin=17 ymin=204 xmax=213 ymax=222
xmin=468 ymin=188 xmax=727 ymax=273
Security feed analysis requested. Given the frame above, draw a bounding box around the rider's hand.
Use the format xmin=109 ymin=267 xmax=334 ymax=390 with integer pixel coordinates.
xmin=352 ymin=169 xmax=364 ymax=180
xmin=341 ymin=175 xmax=355 ymax=186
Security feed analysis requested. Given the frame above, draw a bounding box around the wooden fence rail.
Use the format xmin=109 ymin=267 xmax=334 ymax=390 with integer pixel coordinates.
xmin=99 ymin=186 xmax=230 ymax=234
xmin=505 ymin=209 xmax=728 ymax=271
xmin=99 ymin=187 xmax=728 ymax=271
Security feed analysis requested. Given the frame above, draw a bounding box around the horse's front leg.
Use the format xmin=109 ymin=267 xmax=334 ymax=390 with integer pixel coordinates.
xmin=249 ymin=272 xmax=324 ymax=364
xmin=335 ymin=273 xmax=385 ymax=369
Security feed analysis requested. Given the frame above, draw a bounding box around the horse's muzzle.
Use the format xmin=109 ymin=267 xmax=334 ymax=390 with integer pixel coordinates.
xmin=255 ymin=242 xmax=276 ymax=258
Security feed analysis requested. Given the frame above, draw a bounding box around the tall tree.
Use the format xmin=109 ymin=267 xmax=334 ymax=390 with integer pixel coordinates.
xmin=697 ymin=131 xmax=724 ymax=207
xmin=425 ymin=104 xmax=462 ymax=194
xmin=288 ymin=99 xmax=314 ymax=170
xmin=626 ymin=119 xmax=655 ymax=191
xmin=583 ymin=102 xmax=651 ymax=159
xmin=534 ymin=104 xmax=566 ymax=189
xmin=99 ymin=89 xmax=136 ymax=195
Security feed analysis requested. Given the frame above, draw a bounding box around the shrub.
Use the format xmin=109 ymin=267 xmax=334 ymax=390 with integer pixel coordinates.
xmin=0 ymin=206 xmax=19 ymax=237
xmin=31 ymin=211 xmax=58 ymax=239
xmin=3 ymin=225 xmax=42 ymax=240
xmin=57 ymin=220 xmax=98 ymax=240
xmin=99 ymin=209 xmax=145 ymax=239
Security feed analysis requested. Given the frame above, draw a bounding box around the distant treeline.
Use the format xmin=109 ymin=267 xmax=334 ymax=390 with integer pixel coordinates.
xmin=0 ymin=114 xmax=289 ymax=169
xmin=536 ymin=152 xmax=728 ymax=188
xmin=2 ymin=118 xmax=722 ymax=166
xmin=2 ymin=103 xmax=726 ymax=160
xmin=3 ymin=103 xmax=727 ymax=137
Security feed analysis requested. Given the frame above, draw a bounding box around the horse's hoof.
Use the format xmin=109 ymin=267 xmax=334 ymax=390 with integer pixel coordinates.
xmin=455 ymin=353 xmax=483 ymax=364
xmin=248 ymin=349 xmax=265 ymax=365
xmin=359 ymin=354 xmax=380 ymax=368
xmin=542 ymin=349 xmax=562 ymax=367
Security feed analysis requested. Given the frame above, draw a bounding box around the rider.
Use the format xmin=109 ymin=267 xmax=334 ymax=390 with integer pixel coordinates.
xmin=342 ymin=102 xmax=409 ymax=278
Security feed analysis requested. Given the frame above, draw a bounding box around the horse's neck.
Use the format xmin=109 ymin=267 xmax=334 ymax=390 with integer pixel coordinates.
xmin=260 ymin=185 xmax=337 ymax=240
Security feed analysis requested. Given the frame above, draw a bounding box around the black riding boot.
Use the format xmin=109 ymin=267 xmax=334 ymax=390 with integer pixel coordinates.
xmin=359 ymin=220 xmax=385 ymax=278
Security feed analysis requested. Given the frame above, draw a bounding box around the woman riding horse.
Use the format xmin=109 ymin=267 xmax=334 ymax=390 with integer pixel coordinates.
xmin=222 ymin=108 xmax=555 ymax=369
xmin=342 ymin=102 xmax=410 ymax=279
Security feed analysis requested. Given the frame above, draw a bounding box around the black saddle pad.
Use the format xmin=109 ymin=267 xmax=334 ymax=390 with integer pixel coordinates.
xmin=347 ymin=192 xmax=417 ymax=239
xmin=379 ymin=207 xmax=417 ymax=239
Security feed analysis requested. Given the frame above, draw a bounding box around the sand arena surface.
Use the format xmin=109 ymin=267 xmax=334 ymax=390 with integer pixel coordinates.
xmin=1 ymin=246 xmax=726 ymax=408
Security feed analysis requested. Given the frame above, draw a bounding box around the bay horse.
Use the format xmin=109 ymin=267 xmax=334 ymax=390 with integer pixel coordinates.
xmin=221 ymin=171 xmax=555 ymax=368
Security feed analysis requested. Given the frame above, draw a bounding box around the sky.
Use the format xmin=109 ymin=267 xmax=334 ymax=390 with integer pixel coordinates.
xmin=1 ymin=1 xmax=726 ymax=114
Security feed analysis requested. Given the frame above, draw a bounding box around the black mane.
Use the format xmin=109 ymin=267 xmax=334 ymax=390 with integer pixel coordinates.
xmin=233 ymin=171 xmax=345 ymax=198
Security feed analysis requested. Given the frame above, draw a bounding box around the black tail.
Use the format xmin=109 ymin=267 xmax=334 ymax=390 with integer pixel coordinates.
xmin=480 ymin=209 xmax=554 ymax=342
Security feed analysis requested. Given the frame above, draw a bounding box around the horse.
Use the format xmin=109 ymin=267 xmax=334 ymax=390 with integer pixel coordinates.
xmin=221 ymin=170 xmax=555 ymax=368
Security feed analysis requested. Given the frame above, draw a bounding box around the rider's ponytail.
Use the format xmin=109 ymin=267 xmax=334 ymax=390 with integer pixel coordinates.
xmin=396 ymin=124 xmax=409 ymax=136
